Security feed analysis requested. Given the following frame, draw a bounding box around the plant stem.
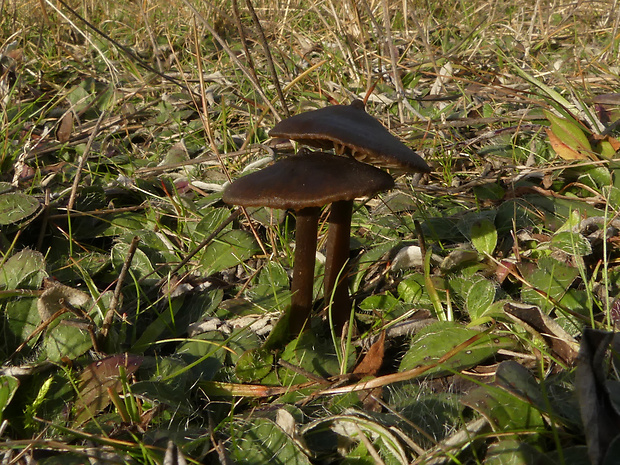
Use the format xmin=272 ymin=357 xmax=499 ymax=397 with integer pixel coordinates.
xmin=324 ymin=200 xmax=353 ymax=332
xmin=289 ymin=207 xmax=321 ymax=335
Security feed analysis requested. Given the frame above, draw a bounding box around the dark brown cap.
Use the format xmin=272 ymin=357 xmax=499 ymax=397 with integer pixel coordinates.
xmin=269 ymin=100 xmax=431 ymax=173
xmin=222 ymin=151 xmax=394 ymax=210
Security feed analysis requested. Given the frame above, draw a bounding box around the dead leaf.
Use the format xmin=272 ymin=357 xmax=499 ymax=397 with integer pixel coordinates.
xmin=353 ymin=331 xmax=386 ymax=412
xmin=546 ymin=128 xmax=590 ymax=160
xmin=73 ymin=353 xmax=143 ymax=426
xmin=56 ymin=112 xmax=73 ymax=143
xmin=38 ymin=279 xmax=91 ymax=321
xmin=576 ymin=329 xmax=620 ymax=465
xmin=503 ymin=302 xmax=579 ymax=365
xmin=353 ymin=331 xmax=385 ymax=377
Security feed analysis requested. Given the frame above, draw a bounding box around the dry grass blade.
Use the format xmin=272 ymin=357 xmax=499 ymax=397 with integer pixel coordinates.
xmin=181 ymin=0 xmax=279 ymax=118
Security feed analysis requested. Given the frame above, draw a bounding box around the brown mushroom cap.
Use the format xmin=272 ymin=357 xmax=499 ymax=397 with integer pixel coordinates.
xmin=269 ymin=100 xmax=431 ymax=173
xmin=222 ymin=151 xmax=394 ymax=210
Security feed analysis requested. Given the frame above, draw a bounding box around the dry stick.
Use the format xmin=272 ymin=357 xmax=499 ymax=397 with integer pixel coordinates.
xmin=138 ymin=0 xmax=163 ymax=74
xmin=238 ymin=59 xmax=328 ymax=153
xmin=134 ymin=144 xmax=274 ymax=175
xmin=184 ymin=0 xmax=279 ymax=118
xmin=244 ymin=0 xmax=290 ymax=118
xmin=232 ymin=0 xmax=259 ymax=84
xmin=317 ymin=328 xmax=493 ymax=396
xmin=10 ymin=308 xmax=69 ymax=359
xmin=118 ymin=211 xmax=243 ymax=330
xmin=231 ymin=0 xmax=263 ymax=153
xmin=348 ymin=0 xmax=374 ymax=97
xmin=381 ymin=0 xmax=406 ymax=123
xmin=11 ymin=298 xmax=99 ymax=359
xmin=320 ymin=2 xmax=356 ymax=76
xmin=48 ymin=204 xmax=146 ymax=221
xmin=36 ymin=188 xmax=51 ymax=251
xmin=99 ymin=236 xmax=140 ymax=345
xmin=67 ymin=110 xmax=106 ymax=211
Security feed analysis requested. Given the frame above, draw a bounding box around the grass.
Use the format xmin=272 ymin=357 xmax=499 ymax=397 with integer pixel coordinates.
xmin=1 ymin=0 xmax=620 ymax=463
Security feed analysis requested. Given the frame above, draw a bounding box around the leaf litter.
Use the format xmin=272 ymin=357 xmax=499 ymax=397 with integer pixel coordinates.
xmin=0 ymin=0 xmax=620 ymax=463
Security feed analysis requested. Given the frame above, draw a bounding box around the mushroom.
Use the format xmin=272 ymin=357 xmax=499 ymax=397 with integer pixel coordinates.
xmin=269 ymin=99 xmax=431 ymax=172
xmin=222 ymin=152 xmax=393 ymax=335
xmin=269 ymin=100 xmax=431 ymax=332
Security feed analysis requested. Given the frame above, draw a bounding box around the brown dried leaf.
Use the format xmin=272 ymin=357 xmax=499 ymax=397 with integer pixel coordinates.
xmin=576 ymin=329 xmax=620 ymax=465
xmin=56 ymin=112 xmax=73 ymax=143
xmin=546 ymin=128 xmax=590 ymax=160
xmin=38 ymin=279 xmax=91 ymax=321
xmin=353 ymin=331 xmax=385 ymax=377
xmin=503 ymin=302 xmax=579 ymax=364
xmin=353 ymin=331 xmax=386 ymax=411
xmin=73 ymin=353 xmax=143 ymax=426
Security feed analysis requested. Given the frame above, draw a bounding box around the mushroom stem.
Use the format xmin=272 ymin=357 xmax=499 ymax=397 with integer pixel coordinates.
xmin=324 ymin=200 xmax=353 ymax=332
xmin=289 ymin=207 xmax=321 ymax=334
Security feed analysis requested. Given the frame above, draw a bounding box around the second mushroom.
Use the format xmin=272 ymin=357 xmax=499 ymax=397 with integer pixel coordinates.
xmin=270 ymin=100 xmax=431 ymax=332
xmin=222 ymin=151 xmax=393 ymax=335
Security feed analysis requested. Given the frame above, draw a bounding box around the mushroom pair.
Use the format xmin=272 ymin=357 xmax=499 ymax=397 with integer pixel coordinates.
xmin=224 ymin=100 xmax=430 ymax=335
xmin=222 ymin=152 xmax=393 ymax=334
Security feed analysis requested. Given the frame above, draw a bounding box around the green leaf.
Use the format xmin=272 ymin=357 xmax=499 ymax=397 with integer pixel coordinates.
xmin=0 ymin=376 xmax=19 ymax=423
xmin=0 ymin=192 xmax=40 ymax=225
xmin=470 ymin=218 xmax=497 ymax=255
xmin=465 ymin=279 xmax=499 ymax=322
xmin=199 ymin=230 xmax=259 ymax=275
xmin=195 ymin=207 xmax=232 ymax=238
xmin=520 ymin=256 xmax=579 ymax=311
xmin=551 ymin=231 xmax=592 ymax=256
xmin=245 ymin=262 xmax=292 ymax=312
xmin=304 ymin=414 xmax=408 ymax=464
xmin=279 ymin=331 xmax=355 ymax=385
xmin=544 ymin=110 xmax=592 ymax=155
xmin=462 ymin=384 xmax=545 ymax=432
xmin=44 ymin=320 xmax=94 ymax=362
xmin=132 ymin=298 xmax=185 ymax=350
xmin=3 ymin=298 xmax=40 ymax=355
xmin=485 ymin=439 xmax=549 ymax=465
xmin=111 ymin=242 xmax=157 ymax=280
xmin=227 ymin=417 xmax=312 ymax=465
xmin=398 ymin=274 xmax=425 ymax=304
xmin=235 ymin=347 xmax=274 ymax=382
xmin=399 ymin=322 xmax=513 ymax=376
xmin=358 ymin=293 xmax=410 ymax=322
xmin=0 ymin=249 xmax=46 ymax=290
